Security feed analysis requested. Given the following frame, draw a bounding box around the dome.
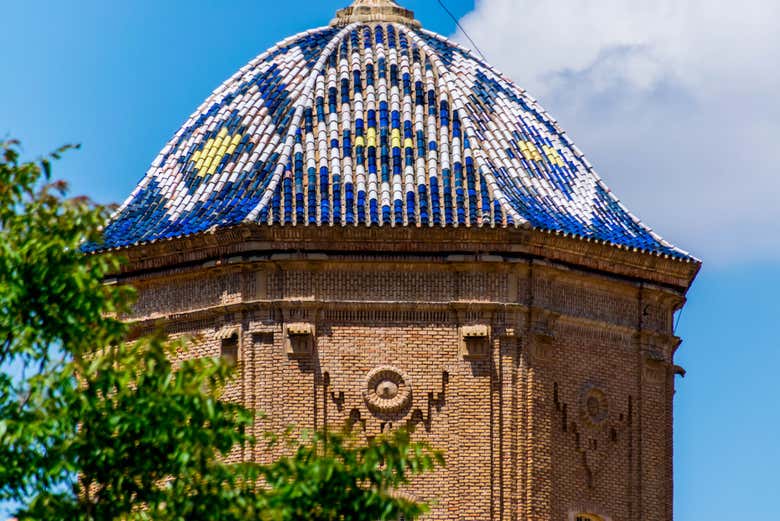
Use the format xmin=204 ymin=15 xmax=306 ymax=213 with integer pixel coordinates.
xmin=99 ymin=0 xmax=689 ymax=259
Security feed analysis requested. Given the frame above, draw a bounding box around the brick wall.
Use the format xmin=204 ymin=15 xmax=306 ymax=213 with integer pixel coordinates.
xmin=125 ymin=255 xmax=686 ymax=521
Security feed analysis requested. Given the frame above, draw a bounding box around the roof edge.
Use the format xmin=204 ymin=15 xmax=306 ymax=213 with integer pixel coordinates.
xmin=93 ymin=224 xmax=701 ymax=292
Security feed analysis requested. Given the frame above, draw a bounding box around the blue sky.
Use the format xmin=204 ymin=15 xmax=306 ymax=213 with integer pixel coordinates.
xmin=2 ymin=1 xmax=778 ymax=519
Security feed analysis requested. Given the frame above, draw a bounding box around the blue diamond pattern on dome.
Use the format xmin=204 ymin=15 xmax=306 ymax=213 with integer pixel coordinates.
xmin=94 ymin=21 xmax=689 ymax=259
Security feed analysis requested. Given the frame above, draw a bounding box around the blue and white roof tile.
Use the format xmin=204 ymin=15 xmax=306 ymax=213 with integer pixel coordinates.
xmin=98 ymin=20 xmax=690 ymax=259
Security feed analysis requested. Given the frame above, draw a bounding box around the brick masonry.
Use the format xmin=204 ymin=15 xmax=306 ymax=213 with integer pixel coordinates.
xmin=115 ymin=227 xmax=698 ymax=521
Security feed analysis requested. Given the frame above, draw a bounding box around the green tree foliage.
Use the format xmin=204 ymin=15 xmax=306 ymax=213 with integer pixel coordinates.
xmin=0 ymin=140 xmax=442 ymax=520
xmin=261 ymin=429 xmax=439 ymax=521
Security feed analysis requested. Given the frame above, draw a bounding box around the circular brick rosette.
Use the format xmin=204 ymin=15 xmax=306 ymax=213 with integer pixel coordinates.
xmin=580 ymin=386 xmax=609 ymax=428
xmin=363 ymin=366 xmax=412 ymax=415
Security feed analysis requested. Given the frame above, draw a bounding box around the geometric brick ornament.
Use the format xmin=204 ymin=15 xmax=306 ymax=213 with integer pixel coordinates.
xmin=363 ymin=365 xmax=412 ymax=415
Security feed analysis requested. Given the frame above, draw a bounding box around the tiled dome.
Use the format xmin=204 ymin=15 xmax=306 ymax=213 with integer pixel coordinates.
xmin=99 ymin=0 xmax=689 ymax=258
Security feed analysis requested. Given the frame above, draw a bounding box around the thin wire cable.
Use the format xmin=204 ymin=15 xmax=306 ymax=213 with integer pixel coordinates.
xmin=435 ymin=0 xmax=488 ymax=61
xmin=673 ymin=306 xmax=684 ymax=334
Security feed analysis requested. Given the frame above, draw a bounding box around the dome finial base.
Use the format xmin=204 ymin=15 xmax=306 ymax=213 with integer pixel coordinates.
xmin=331 ymin=0 xmax=421 ymax=28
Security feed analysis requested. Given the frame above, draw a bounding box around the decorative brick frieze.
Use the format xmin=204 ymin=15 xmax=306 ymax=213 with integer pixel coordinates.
xmin=129 ymin=271 xmax=242 ymax=319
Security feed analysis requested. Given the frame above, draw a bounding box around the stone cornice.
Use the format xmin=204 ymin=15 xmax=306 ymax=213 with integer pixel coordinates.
xmin=100 ymin=224 xmax=700 ymax=292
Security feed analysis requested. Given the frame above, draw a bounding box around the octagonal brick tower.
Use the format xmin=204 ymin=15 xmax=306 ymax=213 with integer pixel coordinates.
xmin=98 ymin=1 xmax=700 ymax=519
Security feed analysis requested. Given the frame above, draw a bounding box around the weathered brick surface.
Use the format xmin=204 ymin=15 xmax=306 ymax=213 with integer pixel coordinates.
xmin=122 ymin=251 xmax=691 ymax=521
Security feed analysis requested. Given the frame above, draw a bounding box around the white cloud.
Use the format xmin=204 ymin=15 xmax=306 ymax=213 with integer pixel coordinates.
xmin=452 ymin=0 xmax=780 ymax=263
